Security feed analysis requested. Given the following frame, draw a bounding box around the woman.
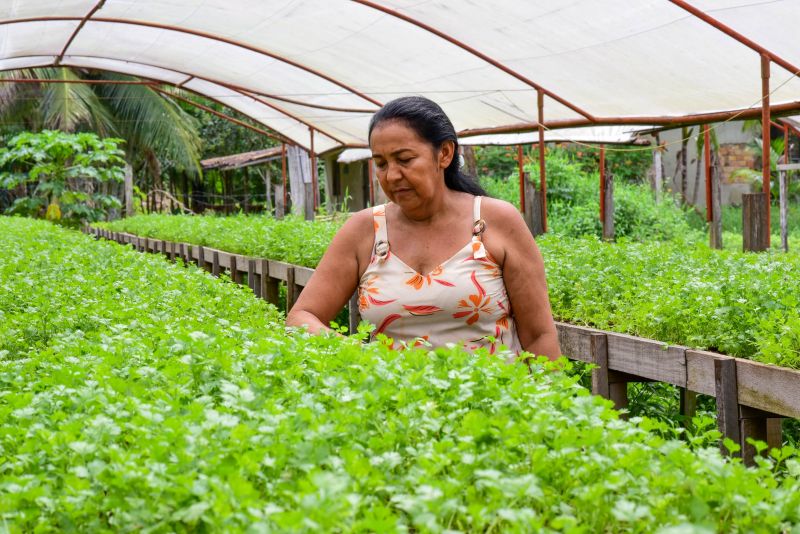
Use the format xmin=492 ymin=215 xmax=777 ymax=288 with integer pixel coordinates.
xmin=287 ymin=96 xmax=560 ymax=360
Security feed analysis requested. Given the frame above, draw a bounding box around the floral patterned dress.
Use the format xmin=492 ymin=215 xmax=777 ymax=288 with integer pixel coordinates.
xmin=358 ymin=196 xmax=522 ymax=355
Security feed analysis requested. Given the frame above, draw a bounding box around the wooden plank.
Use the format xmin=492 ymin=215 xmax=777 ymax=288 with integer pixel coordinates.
xmin=606 ymin=332 xmax=687 ymax=387
xmin=217 ymin=251 xmax=232 ymax=271
xmin=686 ymin=349 xmax=734 ymax=396
xmin=268 ymin=261 xmax=290 ymax=282
xmin=294 ymin=266 xmax=314 ymax=287
xmin=168 ymin=241 xmax=176 ymax=262
xmin=680 ymin=389 xmax=697 ymax=420
xmin=589 ymin=333 xmax=609 ymax=399
xmin=554 ymin=322 xmax=599 ymax=364
xmin=715 ymin=358 xmax=740 ymax=457
xmin=736 ymin=358 xmax=800 ymax=419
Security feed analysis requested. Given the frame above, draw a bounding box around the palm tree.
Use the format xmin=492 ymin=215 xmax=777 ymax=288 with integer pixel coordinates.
xmin=0 ymin=67 xmax=202 ymax=213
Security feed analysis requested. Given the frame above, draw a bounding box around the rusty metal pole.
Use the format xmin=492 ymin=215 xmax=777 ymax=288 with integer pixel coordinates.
xmin=517 ymin=144 xmax=526 ymax=213
xmin=281 ymin=143 xmax=287 ymax=207
xmin=705 ymin=125 xmax=712 ymax=222
xmin=761 ymin=55 xmax=771 ymax=247
xmin=538 ymin=90 xmax=547 ymax=233
xmin=310 ymin=127 xmax=318 ymax=209
xmin=599 ymin=145 xmax=606 ymax=224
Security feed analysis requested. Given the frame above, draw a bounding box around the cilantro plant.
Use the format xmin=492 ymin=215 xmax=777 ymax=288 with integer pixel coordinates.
xmin=2 ymin=217 xmax=800 ymax=532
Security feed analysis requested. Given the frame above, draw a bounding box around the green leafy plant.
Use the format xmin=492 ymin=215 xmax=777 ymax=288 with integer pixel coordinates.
xmin=3 ymin=216 xmax=800 ymax=532
xmin=0 ymin=130 xmax=126 ymax=224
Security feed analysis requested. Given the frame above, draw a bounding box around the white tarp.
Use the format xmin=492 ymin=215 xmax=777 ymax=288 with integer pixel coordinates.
xmin=1 ymin=1 xmax=799 ymax=153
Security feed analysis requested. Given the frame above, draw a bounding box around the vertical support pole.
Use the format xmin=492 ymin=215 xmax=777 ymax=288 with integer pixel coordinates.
xmin=212 ymin=251 xmax=220 ymax=277
xmin=761 ymin=54 xmax=771 ymax=248
xmin=743 ymin=193 xmax=768 ymax=252
xmin=780 ymin=124 xmax=790 ymax=252
xmin=599 ymin=145 xmax=606 ymax=226
xmin=248 ymin=259 xmax=257 ymax=294
xmin=348 ymin=292 xmax=361 ymax=335
xmin=603 ymin=163 xmax=614 ymax=241
xmin=714 ymin=358 xmax=741 ymax=457
xmin=680 ymin=388 xmax=698 ymax=420
xmin=230 ymin=255 xmax=240 ymax=284
xmin=168 ymin=241 xmax=176 ymax=262
xmin=653 ymin=137 xmax=663 ymax=203
xmin=711 ymin=154 xmax=723 ymax=249
xmin=609 ymin=378 xmax=628 ymax=417
xmin=196 ymin=246 xmax=205 ymax=270
xmin=310 ymin=128 xmax=318 ymax=209
xmin=589 ymin=333 xmax=610 ymax=399
xmin=286 ymin=267 xmax=298 ymax=310
xmin=264 ymin=261 xmax=280 ymax=305
xmin=517 ymin=144 xmax=526 ymax=213
xmin=704 ymin=125 xmax=712 ymax=223
xmin=523 ymin=172 xmax=543 ymax=236
xmin=281 ymin=143 xmax=288 ymax=209
xmin=537 ymin=90 xmax=547 ymax=233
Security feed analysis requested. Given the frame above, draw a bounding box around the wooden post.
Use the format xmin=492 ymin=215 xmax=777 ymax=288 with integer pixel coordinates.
xmin=275 ymin=185 xmax=285 ymax=219
xmin=742 ymin=192 xmax=768 ymax=252
xmin=537 ymin=90 xmax=547 ymax=232
xmin=589 ymin=333 xmax=610 ymax=399
xmin=230 ymin=255 xmax=240 ymax=284
xmin=739 ymin=406 xmax=783 ymax=466
xmin=196 ymin=246 xmax=205 ymax=269
xmin=653 ymin=143 xmax=663 ymax=203
xmin=710 ymin=151 xmax=723 ymax=250
xmin=368 ymin=159 xmax=375 ymax=207
xmin=680 ymin=389 xmax=698 ymax=421
xmin=212 ymin=251 xmax=220 ymax=277
xmin=609 ymin=378 xmax=628 ymax=417
xmin=248 ymin=259 xmax=257 ymax=294
xmin=779 ymin=167 xmax=789 ymax=252
xmin=761 ymin=55 xmax=771 ymax=247
xmin=714 ymin=358 xmax=741 ymax=457
xmin=168 ymin=241 xmax=176 ymax=262
xmin=603 ymin=167 xmax=614 ymax=241
xmin=348 ymin=292 xmax=361 ymax=335
xmin=599 ymin=144 xmax=606 ymax=231
xmin=523 ymin=172 xmax=544 ymax=236
xmin=286 ymin=267 xmax=298 ymax=310
xmin=310 ymin=128 xmax=318 ymax=209
xmin=263 ymin=260 xmax=280 ymax=305
xmin=304 ymin=181 xmax=315 ymax=221
xmin=124 ymin=163 xmax=134 ymax=217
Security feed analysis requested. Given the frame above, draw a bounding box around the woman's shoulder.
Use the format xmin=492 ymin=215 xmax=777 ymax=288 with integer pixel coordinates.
xmin=480 ymin=196 xmax=525 ymax=227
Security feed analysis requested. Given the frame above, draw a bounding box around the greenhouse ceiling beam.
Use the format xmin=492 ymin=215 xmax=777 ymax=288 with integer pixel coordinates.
xmin=352 ymin=0 xmax=596 ymax=122
xmin=243 ymin=91 xmax=348 ymax=147
xmin=457 ymin=100 xmax=800 ymax=137
xmin=0 ymin=56 xmax=346 ymax=150
xmin=55 ymin=0 xmax=105 ymax=66
xmin=668 ymin=0 xmax=800 ymax=79
xmin=0 ymin=16 xmax=383 ymax=108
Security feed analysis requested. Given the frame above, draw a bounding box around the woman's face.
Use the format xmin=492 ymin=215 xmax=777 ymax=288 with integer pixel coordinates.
xmin=369 ymin=120 xmax=454 ymax=211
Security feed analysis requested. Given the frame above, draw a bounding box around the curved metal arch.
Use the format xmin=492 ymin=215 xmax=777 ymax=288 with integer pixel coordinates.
xmin=351 ymin=0 xmax=595 ymax=121
xmin=0 ymin=52 xmax=362 ymax=148
xmin=0 ymin=15 xmax=383 ymax=108
xmin=0 ymin=56 xmax=330 ymax=150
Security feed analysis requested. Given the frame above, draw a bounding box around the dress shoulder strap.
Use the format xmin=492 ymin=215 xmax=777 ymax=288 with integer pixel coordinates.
xmin=471 ymin=196 xmax=487 ymax=259
xmin=372 ymin=204 xmax=390 ymax=261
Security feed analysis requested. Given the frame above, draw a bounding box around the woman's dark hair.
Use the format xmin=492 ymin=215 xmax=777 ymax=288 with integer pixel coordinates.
xmin=368 ymin=96 xmax=486 ymax=195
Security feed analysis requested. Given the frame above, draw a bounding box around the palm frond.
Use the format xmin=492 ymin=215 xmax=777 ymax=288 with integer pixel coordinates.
xmin=39 ymin=68 xmax=115 ymax=134
xmin=0 ymin=69 xmax=43 ymax=131
xmin=98 ymin=73 xmax=202 ymax=174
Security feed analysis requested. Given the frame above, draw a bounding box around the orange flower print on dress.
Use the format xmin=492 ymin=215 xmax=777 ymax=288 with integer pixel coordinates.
xmin=405 ymin=265 xmax=454 ymax=290
xmin=359 ymin=273 xmax=397 ymax=312
xmin=453 ymin=271 xmax=493 ymax=325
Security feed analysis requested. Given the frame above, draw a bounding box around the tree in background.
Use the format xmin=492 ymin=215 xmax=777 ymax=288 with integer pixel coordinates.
xmin=0 ymin=130 xmax=126 ymax=225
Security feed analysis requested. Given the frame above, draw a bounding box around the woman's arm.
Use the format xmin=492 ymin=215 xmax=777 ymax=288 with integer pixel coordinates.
xmin=286 ymin=209 xmax=373 ymax=334
xmin=483 ymin=199 xmax=561 ymax=361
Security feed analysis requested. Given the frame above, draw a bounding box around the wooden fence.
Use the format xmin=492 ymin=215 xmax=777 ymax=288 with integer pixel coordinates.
xmin=86 ymin=226 xmax=800 ymax=465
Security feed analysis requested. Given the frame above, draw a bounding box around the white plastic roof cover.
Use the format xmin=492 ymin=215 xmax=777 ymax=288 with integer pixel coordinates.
xmin=1 ymin=1 xmax=800 ymax=154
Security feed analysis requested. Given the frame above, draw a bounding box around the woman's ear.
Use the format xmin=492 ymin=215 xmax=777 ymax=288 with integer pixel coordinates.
xmin=438 ymin=140 xmax=455 ymax=170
